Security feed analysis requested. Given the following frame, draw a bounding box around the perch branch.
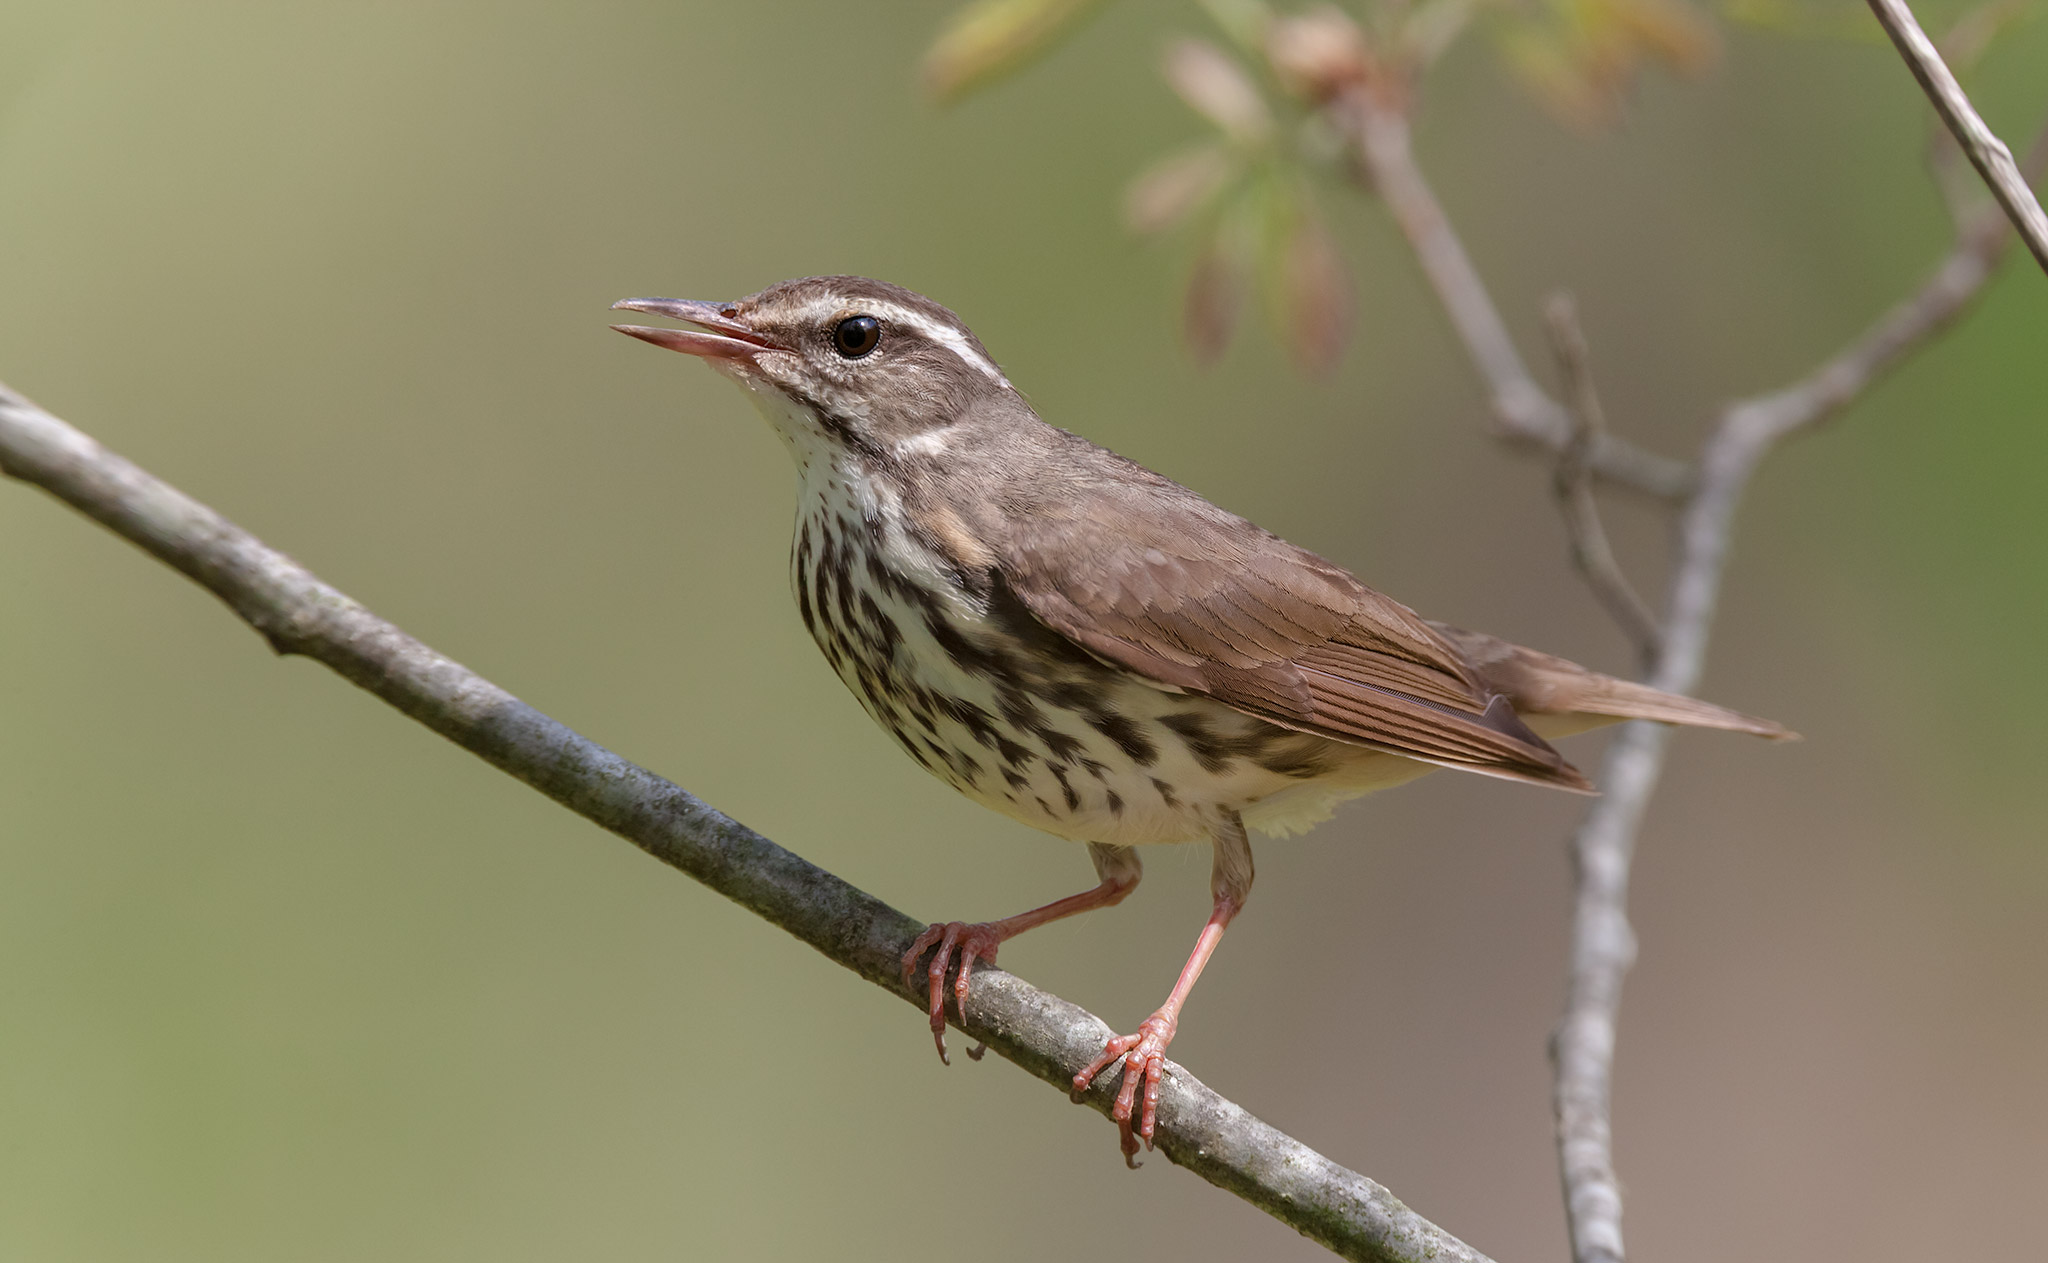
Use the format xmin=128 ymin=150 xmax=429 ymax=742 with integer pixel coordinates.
xmin=0 ymin=379 xmax=1499 ymax=1263
xmin=1541 ymin=292 xmax=1664 ymax=664
xmin=1867 ymin=0 xmax=2048 ymax=276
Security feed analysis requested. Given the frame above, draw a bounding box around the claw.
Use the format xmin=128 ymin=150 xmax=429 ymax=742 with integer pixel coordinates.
xmin=1073 ymin=1011 xmax=1179 ymax=1160
xmin=900 ymin=921 xmax=1003 ymax=1066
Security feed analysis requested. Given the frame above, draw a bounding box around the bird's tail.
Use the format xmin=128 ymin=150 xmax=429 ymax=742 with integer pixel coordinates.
xmin=1427 ymin=621 xmax=1797 ymax=741
xmin=1545 ymin=671 xmax=1794 ymax=738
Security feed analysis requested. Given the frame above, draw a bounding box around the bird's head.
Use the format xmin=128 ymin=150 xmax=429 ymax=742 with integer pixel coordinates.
xmin=612 ymin=276 xmax=1016 ymax=459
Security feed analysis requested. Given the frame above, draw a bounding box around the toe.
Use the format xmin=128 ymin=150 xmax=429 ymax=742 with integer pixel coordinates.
xmin=953 ymin=948 xmax=976 ymax=1012
xmin=901 ymin=924 xmax=943 ymax=984
xmin=954 ymin=933 xmax=994 ymax=1015
xmin=1073 ymin=1034 xmax=1133 ymax=1095
xmin=1138 ymin=1056 xmax=1164 ymax=1148
xmin=906 ymin=923 xmax=1004 ymax=1070
xmin=1077 ymin=1016 xmax=1179 ymax=1160
xmin=1112 ymin=1052 xmax=1144 ymax=1124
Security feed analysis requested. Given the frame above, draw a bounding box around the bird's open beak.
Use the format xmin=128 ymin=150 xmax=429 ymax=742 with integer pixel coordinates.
xmin=610 ymin=298 xmax=775 ymax=361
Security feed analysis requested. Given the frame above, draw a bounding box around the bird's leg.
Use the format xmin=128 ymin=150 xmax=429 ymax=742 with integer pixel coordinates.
xmin=904 ymin=842 xmax=1141 ymax=1065
xmin=1075 ymin=813 xmax=1251 ymax=1165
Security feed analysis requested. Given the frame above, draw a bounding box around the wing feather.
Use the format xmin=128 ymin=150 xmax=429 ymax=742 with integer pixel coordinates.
xmin=981 ymin=460 xmax=1588 ymax=790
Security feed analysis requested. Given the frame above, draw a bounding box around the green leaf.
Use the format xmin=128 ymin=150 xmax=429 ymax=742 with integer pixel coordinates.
xmin=923 ymin=0 xmax=1114 ymax=103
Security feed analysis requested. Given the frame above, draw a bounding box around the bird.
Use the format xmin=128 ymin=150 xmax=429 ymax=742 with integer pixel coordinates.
xmin=610 ymin=276 xmax=1791 ymax=1162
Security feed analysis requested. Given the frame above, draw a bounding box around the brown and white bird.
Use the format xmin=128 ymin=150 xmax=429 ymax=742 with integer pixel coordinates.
xmin=612 ymin=276 xmax=1789 ymax=1161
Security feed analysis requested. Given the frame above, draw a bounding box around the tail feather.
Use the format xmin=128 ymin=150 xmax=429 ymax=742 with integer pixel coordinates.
xmin=1554 ymin=673 xmax=1796 ymax=739
xmin=1428 ymin=620 xmax=1798 ymax=741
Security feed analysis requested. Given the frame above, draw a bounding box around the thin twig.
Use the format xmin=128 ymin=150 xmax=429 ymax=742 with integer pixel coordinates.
xmin=1346 ymin=69 xmax=2045 ymax=1258
xmin=0 ymin=380 xmax=1499 ymax=1263
xmin=1737 ymin=124 xmax=2045 ymax=454
xmin=1343 ymin=93 xmax=1696 ymax=500
xmin=1541 ymin=293 xmax=1665 ymax=665
xmin=1867 ymin=0 xmax=2048 ymax=274
xmin=1547 ymin=155 xmax=2039 ymax=1263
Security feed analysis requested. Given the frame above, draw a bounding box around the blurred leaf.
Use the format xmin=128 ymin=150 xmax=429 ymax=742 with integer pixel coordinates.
xmin=1265 ymin=5 xmax=1374 ymax=102
xmin=924 ymin=0 xmax=1112 ymax=103
xmin=1126 ymin=144 xmax=1238 ymax=234
xmin=1176 ymin=167 xmax=1351 ymax=371
xmin=1496 ymin=0 xmax=1718 ymax=128
xmin=1184 ymin=242 xmax=1247 ymax=363
xmin=1269 ymin=195 xmax=1353 ymax=373
xmin=1184 ymin=188 xmax=1262 ymax=362
xmin=1163 ymin=37 xmax=1275 ymax=142
xmin=1613 ymin=0 xmax=1718 ymax=69
xmin=1499 ymin=30 xmax=1609 ymax=127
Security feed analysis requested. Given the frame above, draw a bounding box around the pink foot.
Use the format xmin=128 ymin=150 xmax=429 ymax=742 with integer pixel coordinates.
xmin=1073 ymin=1010 xmax=1179 ymax=1166
xmin=901 ymin=921 xmax=1001 ymax=1065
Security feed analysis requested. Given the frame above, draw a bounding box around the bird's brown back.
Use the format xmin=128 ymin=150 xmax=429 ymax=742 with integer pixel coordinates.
xmin=901 ymin=416 xmax=1594 ymax=791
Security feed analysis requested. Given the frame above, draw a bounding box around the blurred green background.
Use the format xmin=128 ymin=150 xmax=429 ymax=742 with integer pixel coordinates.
xmin=3 ymin=2 xmax=2044 ymax=1259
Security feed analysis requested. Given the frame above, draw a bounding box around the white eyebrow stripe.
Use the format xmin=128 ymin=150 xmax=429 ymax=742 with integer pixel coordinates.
xmin=785 ymin=293 xmax=1012 ymax=387
xmin=861 ymin=301 xmax=1011 ymax=388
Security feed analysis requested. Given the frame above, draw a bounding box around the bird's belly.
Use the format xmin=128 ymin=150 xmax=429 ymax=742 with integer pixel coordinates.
xmin=789 ymin=500 xmax=1418 ymax=845
xmin=834 ymin=648 xmax=1343 ymax=846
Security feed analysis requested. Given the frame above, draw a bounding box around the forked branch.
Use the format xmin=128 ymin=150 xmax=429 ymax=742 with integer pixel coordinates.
xmin=1552 ymin=179 xmax=2033 ymax=1262
xmin=1344 ymin=93 xmax=1695 ymax=501
xmin=1541 ymin=293 xmax=1665 ymax=664
xmin=1342 ymin=68 xmax=2045 ymax=1263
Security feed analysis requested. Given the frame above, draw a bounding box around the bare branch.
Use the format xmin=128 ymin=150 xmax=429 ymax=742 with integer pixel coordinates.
xmin=1542 ymin=293 xmax=1665 ymax=665
xmin=1343 ymin=93 xmax=1696 ymax=500
xmin=1337 ymin=51 xmax=2042 ymax=1257
xmin=0 ymin=380 xmax=1500 ymax=1263
xmin=1867 ymin=0 xmax=2048 ymax=275
xmin=1549 ymin=140 xmax=2040 ymax=1263
xmin=1738 ymin=133 xmax=2043 ymax=452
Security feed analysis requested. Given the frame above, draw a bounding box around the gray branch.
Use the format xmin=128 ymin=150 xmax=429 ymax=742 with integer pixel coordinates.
xmin=1346 ymin=99 xmax=1695 ymax=501
xmin=1340 ymin=72 xmax=2044 ymax=1263
xmin=0 ymin=380 xmax=1499 ymax=1263
xmin=1867 ymin=0 xmax=2048 ymax=276
xmin=1552 ymin=133 xmax=2043 ymax=1263
xmin=1542 ymin=293 xmax=1665 ymax=665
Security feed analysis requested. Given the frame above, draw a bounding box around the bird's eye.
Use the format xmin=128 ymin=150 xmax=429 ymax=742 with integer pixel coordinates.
xmin=832 ymin=315 xmax=881 ymax=359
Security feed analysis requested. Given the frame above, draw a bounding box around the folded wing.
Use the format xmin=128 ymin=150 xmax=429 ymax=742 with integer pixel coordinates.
xmin=991 ymin=472 xmax=1593 ymax=791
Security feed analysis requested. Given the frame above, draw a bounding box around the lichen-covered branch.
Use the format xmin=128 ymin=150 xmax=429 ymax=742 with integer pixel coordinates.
xmin=0 ymin=380 xmax=1498 ymax=1263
